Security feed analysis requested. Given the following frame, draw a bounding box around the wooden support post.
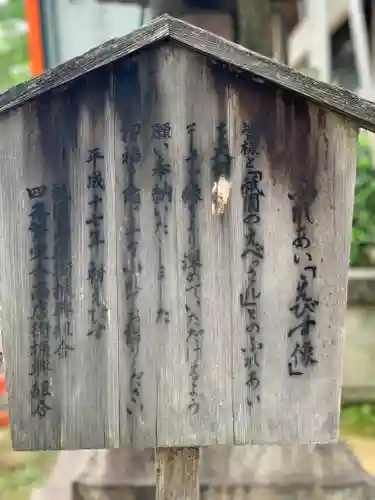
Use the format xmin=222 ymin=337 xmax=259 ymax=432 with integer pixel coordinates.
xmin=149 ymin=0 xmax=274 ymax=56
xmin=149 ymin=0 xmax=184 ymax=18
xmin=236 ymin=0 xmax=273 ymax=56
xmin=156 ymin=448 xmax=200 ymax=500
xmin=271 ymin=8 xmax=288 ymax=63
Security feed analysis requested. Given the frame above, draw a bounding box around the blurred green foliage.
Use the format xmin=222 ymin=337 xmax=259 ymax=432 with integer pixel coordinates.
xmin=351 ymin=132 xmax=375 ymax=266
xmin=0 ymin=0 xmax=30 ymax=92
xmin=0 ymin=429 xmax=57 ymax=500
xmin=341 ymin=403 xmax=375 ymax=438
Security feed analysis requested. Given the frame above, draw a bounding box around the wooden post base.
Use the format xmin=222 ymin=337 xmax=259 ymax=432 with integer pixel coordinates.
xmin=156 ymin=447 xmax=200 ymax=500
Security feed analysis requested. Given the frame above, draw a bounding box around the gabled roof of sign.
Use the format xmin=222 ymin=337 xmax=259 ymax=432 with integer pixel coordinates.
xmin=1 ymin=14 xmax=375 ymax=131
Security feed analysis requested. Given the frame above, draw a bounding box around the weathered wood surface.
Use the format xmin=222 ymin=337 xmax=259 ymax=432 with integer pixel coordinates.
xmin=0 ymin=16 xmax=375 ymax=131
xmin=0 ymin=42 xmax=356 ymax=451
xmin=156 ymin=448 xmax=200 ymax=500
xmin=72 ymin=444 xmax=375 ymax=500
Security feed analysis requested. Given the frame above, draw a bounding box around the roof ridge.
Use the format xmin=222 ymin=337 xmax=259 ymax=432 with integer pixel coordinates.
xmin=0 ymin=14 xmax=374 ymax=131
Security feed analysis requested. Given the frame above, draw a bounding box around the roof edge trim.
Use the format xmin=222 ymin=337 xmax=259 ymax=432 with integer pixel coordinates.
xmin=0 ymin=14 xmax=374 ymax=132
xmin=168 ymin=16 xmax=375 ymax=132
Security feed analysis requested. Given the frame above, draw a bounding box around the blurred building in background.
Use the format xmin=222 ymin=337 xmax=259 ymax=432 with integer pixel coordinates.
xmin=289 ymin=0 xmax=374 ymax=100
xmin=26 ymin=0 xmax=375 ymax=104
xmin=26 ymin=0 xmax=150 ymax=74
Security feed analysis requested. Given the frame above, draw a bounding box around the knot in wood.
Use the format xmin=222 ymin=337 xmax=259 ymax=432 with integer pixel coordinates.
xmin=212 ymin=174 xmax=231 ymax=216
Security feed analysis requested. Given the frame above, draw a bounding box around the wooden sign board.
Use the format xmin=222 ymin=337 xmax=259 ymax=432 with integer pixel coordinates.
xmin=0 ymin=15 xmax=370 ymax=451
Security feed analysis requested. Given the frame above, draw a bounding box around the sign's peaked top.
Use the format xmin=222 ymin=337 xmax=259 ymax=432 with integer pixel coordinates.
xmin=1 ymin=14 xmax=375 ymax=130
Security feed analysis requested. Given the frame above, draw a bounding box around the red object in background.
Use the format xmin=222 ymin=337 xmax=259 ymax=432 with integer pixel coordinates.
xmin=0 ymin=374 xmax=8 ymax=427
xmin=24 ymin=0 xmax=44 ymax=76
xmin=0 ymin=374 xmax=5 ymax=394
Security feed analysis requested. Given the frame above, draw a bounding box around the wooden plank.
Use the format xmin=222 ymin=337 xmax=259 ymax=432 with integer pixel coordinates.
xmin=10 ymin=101 xmax=61 ymax=449
xmin=0 ymin=108 xmax=31 ymax=449
xmin=28 ymin=88 xmax=76 ymax=450
xmin=225 ymin=70 xmax=358 ymax=444
xmin=113 ymin=53 xmax=159 ymax=449
xmin=63 ymin=69 xmax=119 ymax=449
xmin=0 ymin=16 xmax=374 ymax=132
xmin=156 ymin=448 xmax=200 ymax=500
xmin=1 ymin=68 xmax=120 ymax=450
xmin=153 ymin=45 xmax=234 ymax=447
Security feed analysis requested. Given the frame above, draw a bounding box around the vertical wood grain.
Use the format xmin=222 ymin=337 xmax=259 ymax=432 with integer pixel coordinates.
xmin=0 ymin=109 xmax=31 ymax=449
xmin=154 ymin=45 xmax=234 ymax=447
xmin=308 ymin=111 xmax=358 ymax=441
xmin=12 ymin=101 xmax=60 ymax=449
xmin=227 ymin=71 xmax=357 ymax=444
xmin=2 ymin=68 xmax=120 ymax=450
xmin=0 ymin=44 xmax=358 ymax=450
xmin=34 ymin=90 xmax=76 ymax=450
xmin=156 ymin=447 xmax=200 ymax=500
xmin=114 ymin=53 xmax=159 ymax=449
xmin=64 ymin=69 xmax=119 ymax=449
xmin=227 ymin=84 xmax=268 ymax=445
xmin=153 ymin=46 xmax=195 ymax=447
